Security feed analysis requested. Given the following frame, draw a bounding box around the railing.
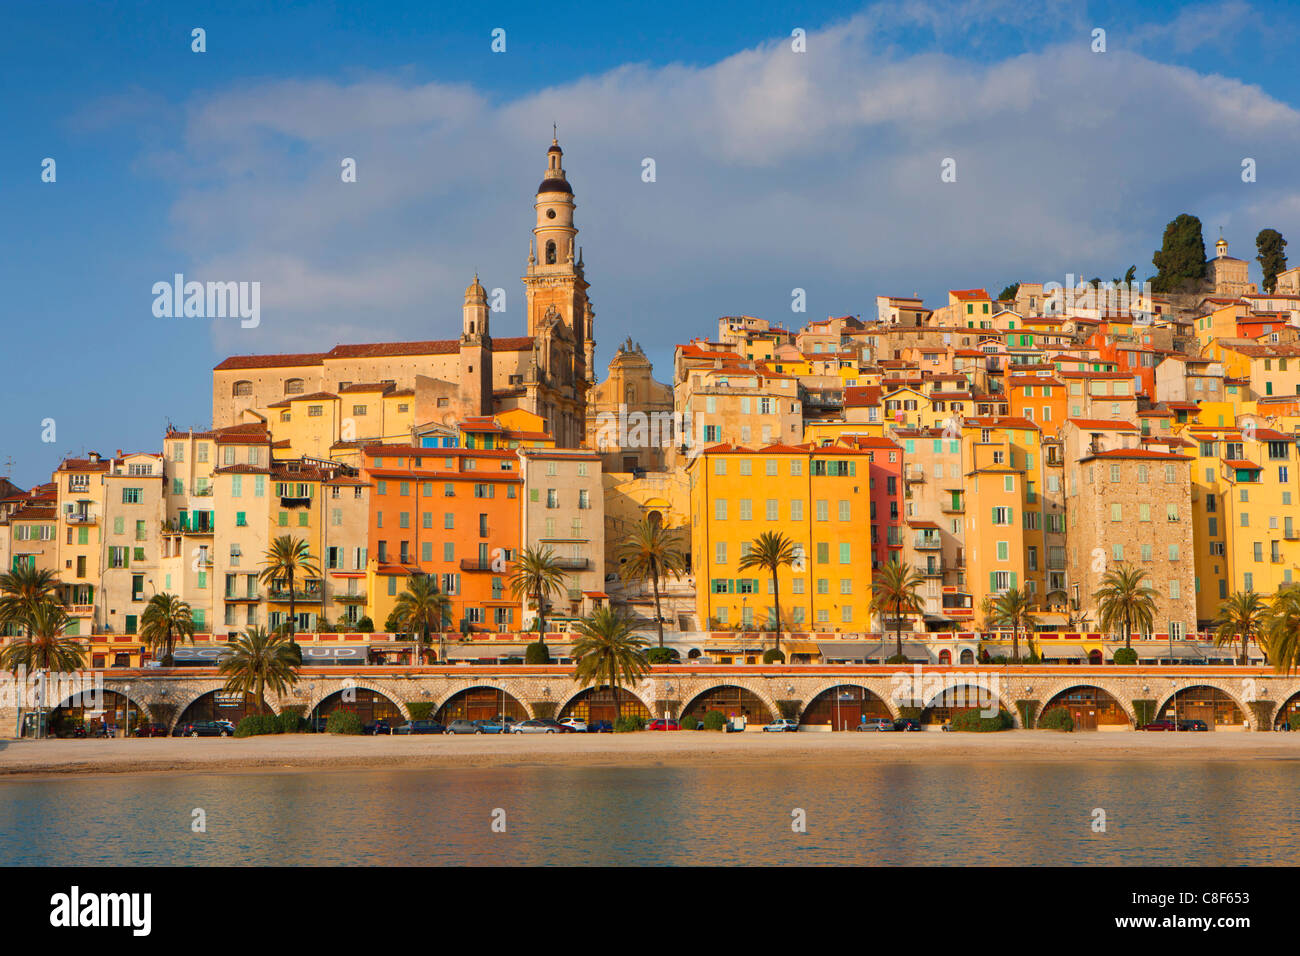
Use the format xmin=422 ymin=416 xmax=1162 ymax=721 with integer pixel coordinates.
xmin=460 ymin=559 xmax=497 ymax=572
xmin=66 ymin=513 xmax=96 ymax=524
xmin=552 ymin=557 xmax=590 ymax=570
xmin=912 ymin=535 xmax=941 ymax=550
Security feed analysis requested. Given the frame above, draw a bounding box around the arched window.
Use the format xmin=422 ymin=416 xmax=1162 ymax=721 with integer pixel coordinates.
xmin=284 ymin=378 xmax=305 ymax=395
xmin=232 ymin=381 xmax=253 ymax=397
xmin=545 ymin=241 xmax=557 ymax=265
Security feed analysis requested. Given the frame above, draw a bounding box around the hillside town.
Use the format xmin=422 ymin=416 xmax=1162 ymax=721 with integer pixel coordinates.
xmin=3 ymin=138 xmax=1300 ymax=736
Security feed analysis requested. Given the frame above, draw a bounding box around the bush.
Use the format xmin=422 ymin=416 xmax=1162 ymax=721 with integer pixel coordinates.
xmin=277 ymin=705 xmax=307 ymax=734
xmin=234 ymin=714 xmax=281 ymax=737
xmin=614 ymin=715 xmax=646 ymax=733
xmin=701 ymin=710 xmax=728 ymax=731
xmin=763 ymin=649 xmax=786 ymax=664
xmin=406 ymin=702 xmax=436 ymax=721
xmin=1038 ymin=707 xmax=1074 ymax=732
xmin=776 ymin=699 xmax=802 ymax=720
xmin=384 ymin=610 xmax=406 ymax=634
xmin=325 ymin=710 xmax=363 ymax=735
xmin=951 ymin=709 xmax=1012 ymax=732
xmin=679 ymin=713 xmax=699 ymax=730
xmin=524 ymin=641 xmax=552 ymax=665
xmin=355 ymin=617 xmax=374 ymax=633
xmin=1112 ymin=647 xmax=1138 ymax=665
xmin=885 ymin=653 xmax=909 ymax=664
xmin=896 ymin=706 xmax=923 ymax=721
xmin=646 ymin=647 xmax=679 ymax=664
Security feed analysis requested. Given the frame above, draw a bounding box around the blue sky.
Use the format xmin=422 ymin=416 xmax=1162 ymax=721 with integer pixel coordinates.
xmin=3 ymin=0 xmax=1299 ymax=487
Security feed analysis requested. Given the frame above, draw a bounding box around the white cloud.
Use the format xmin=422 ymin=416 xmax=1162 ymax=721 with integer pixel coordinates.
xmin=132 ymin=5 xmax=1299 ymax=370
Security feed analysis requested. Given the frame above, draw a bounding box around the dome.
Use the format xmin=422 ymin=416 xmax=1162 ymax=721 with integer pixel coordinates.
xmin=537 ymin=177 xmax=572 ymax=195
xmin=464 ymin=275 xmax=487 ymax=301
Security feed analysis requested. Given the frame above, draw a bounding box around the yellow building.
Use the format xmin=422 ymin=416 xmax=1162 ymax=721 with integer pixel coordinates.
xmin=687 ymin=443 xmax=874 ymax=633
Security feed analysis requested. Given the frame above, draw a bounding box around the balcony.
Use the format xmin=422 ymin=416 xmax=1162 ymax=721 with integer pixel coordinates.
xmin=193 ymin=486 xmax=213 ymax=497
xmin=941 ymin=499 xmax=964 ymax=514
xmin=921 ymin=559 xmax=944 ymax=576
xmin=912 ymin=532 xmax=942 ymax=550
xmin=267 ymin=585 xmax=322 ymax=602
xmin=1285 ymin=529 xmax=1299 ymax=540
xmin=66 ymin=512 xmax=97 ymax=525
xmin=551 ymin=556 xmax=590 ymax=571
xmin=460 ymin=559 xmax=498 ymax=572
xmin=333 ymin=592 xmax=368 ymax=603
xmin=904 ymin=467 xmax=926 ymax=483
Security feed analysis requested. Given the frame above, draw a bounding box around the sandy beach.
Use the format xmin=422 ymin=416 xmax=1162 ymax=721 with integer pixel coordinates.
xmin=1 ymin=730 xmax=1298 ymax=779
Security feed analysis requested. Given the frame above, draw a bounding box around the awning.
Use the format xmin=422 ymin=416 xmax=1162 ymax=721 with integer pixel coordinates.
xmin=784 ymin=641 xmax=821 ymax=655
xmin=1137 ymin=642 xmax=1209 ymax=660
xmin=817 ymin=642 xmax=884 ymax=662
xmin=299 ymin=645 xmax=369 ymax=663
xmin=1039 ymin=644 xmax=1091 ymax=659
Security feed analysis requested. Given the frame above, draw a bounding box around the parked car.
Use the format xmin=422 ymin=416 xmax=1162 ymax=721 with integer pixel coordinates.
xmin=537 ymin=718 xmax=578 ymax=733
xmin=92 ymin=724 xmax=119 ymax=738
xmin=445 ymin=719 xmax=484 ymax=735
xmin=893 ymin=718 xmax=922 ymax=732
xmin=587 ymin=720 xmax=613 ymax=733
xmin=394 ymin=720 xmax=445 ymax=735
xmin=510 ymin=719 xmax=562 ymax=734
xmin=1142 ymin=719 xmax=1178 ymax=731
xmin=1178 ymin=719 xmax=1209 ymax=732
xmin=364 ymin=719 xmax=394 ymax=736
xmin=215 ymin=720 xmax=237 ymax=735
xmin=647 ymin=718 xmax=681 ymax=731
xmin=132 ymin=723 xmax=169 ymax=738
xmin=472 ymin=718 xmax=508 ymax=734
xmin=559 ymin=718 xmax=588 ymax=733
xmin=178 ymin=720 xmax=232 ymax=737
xmin=762 ymin=718 xmax=799 ymax=732
xmin=856 ymin=717 xmax=895 ymax=732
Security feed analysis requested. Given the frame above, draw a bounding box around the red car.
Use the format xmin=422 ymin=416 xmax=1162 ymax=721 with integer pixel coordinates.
xmin=646 ymin=718 xmax=680 ymax=731
xmin=132 ymin=723 xmax=170 ymax=737
xmin=1142 ymin=720 xmax=1178 ymax=731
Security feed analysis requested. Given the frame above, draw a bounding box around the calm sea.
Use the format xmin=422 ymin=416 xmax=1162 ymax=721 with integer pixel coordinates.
xmin=1 ymin=760 xmax=1295 ymax=865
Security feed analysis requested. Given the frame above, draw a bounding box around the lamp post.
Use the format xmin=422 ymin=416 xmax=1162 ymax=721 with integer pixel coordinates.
xmin=123 ymin=683 xmax=131 ymax=739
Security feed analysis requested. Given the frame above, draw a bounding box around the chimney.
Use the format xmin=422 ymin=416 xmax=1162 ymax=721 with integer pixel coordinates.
xmin=87 ymin=451 xmax=100 ymax=463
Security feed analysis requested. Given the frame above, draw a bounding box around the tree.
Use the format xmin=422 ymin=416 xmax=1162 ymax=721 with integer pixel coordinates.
xmin=990 ymin=587 xmax=1037 ymax=661
xmin=736 ymin=531 xmax=798 ymax=658
xmin=217 ymin=626 xmax=302 ymax=714
xmin=617 ymin=518 xmax=688 ymax=647
xmin=0 ymin=565 xmax=61 ymax=638
xmin=1093 ymin=565 xmax=1158 ymax=651
xmin=139 ymin=592 xmax=195 ymax=665
xmin=0 ymin=599 xmax=84 ymax=737
xmin=392 ymin=574 xmax=451 ymax=664
xmin=571 ymin=607 xmax=650 ymax=721
xmin=1261 ymin=584 xmax=1300 ymax=674
xmin=1256 ymin=228 xmax=1288 ymax=294
xmin=1151 ymin=213 xmax=1207 ymax=293
xmin=508 ymin=545 xmax=569 ymax=646
xmin=1213 ymin=590 xmax=1266 ymax=667
xmin=259 ymin=536 xmax=321 ymax=642
xmin=997 ymin=283 xmax=1020 ymax=302
xmin=869 ymin=560 xmax=925 ymax=660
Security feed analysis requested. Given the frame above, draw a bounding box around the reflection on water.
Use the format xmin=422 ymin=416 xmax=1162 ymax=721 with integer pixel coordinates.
xmin=0 ymin=761 xmax=1294 ymax=865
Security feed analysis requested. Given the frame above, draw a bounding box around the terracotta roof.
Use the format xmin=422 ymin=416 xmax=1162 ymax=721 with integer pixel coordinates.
xmin=950 ymin=289 xmax=990 ymax=300
xmin=1067 ymin=419 xmax=1140 ymax=431
xmin=1086 ymin=449 xmax=1191 ymax=461
xmin=215 ymin=352 xmax=327 ymax=371
xmin=287 ymin=392 xmax=338 ymax=403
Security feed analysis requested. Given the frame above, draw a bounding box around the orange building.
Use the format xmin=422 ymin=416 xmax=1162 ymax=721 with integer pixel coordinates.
xmin=1005 ymin=374 xmax=1067 ymax=433
xmin=362 ymin=444 xmax=523 ymax=634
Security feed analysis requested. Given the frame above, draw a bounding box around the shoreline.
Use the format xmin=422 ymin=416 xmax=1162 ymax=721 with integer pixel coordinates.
xmin=2 ymin=730 xmax=1298 ymax=780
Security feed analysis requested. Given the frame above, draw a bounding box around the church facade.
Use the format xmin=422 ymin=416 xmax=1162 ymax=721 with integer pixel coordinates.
xmin=212 ymin=136 xmax=594 ymax=449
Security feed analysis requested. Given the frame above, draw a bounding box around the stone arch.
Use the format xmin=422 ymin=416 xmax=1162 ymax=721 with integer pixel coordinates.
xmin=436 ymin=684 xmax=529 ymax=722
xmin=679 ymin=682 xmax=778 ymax=725
xmin=1038 ymin=683 xmax=1135 ymax=728
xmin=1155 ymin=682 xmax=1252 ymax=729
xmin=799 ymin=683 xmax=897 ymax=729
xmin=172 ymin=686 xmax=277 ymax=728
xmin=921 ymin=679 xmax=1015 ymax=726
xmin=50 ymin=686 xmax=152 ymax=735
xmin=1271 ymin=689 xmax=1300 ymax=729
xmin=557 ymin=682 xmax=655 ymax=720
xmin=299 ymin=679 xmax=411 ymax=721
xmin=559 ymin=685 xmax=652 ymax=723
xmin=802 ymin=678 xmax=901 ymax=720
xmin=437 ymin=678 xmax=540 ymax=715
xmin=310 ymin=685 xmax=407 ymax=726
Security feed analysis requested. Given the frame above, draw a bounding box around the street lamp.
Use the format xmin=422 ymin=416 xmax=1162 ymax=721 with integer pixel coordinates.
xmin=123 ymin=683 xmax=131 ymax=739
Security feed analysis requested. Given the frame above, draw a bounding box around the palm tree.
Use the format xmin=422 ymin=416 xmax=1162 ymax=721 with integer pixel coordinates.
xmin=508 ymin=545 xmax=568 ymax=645
xmin=259 ymin=536 xmax=321 ymax=642
xmin=1261 ymin=584 xmax=1300 ymax=674
xmin=1093 ymin=564 xmax=1158 ymax=651
xmin=1213 ymin=590 xmax=1266 ymax=667
xmin=990 ymin=587 xmax=1037 ymax=662
xmin=737 ymin=531 xmax=798 ymax=658
xmin=392 ymin=574 xmax=451 ymax=664
xmin=617 ymin=518 xmax=688 ymax=647
xmin=139 ymin=592 xmax=195 ymax=666
xmin=0 ymin=599 xmax=83 ymax=738
xmin=869 ymin=560 xmax=926 ymax=660
xmin=571 ymin=606 xmax=651 ymax=721
xmin=217 ymin=626 xmax=303 ymax=715
xmin=0 ymin=565 xmax=61 ymax=637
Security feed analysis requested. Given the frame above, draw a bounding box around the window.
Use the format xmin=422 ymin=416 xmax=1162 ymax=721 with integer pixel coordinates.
xmin=1166 ymin=504 xmax=1179 ymax=522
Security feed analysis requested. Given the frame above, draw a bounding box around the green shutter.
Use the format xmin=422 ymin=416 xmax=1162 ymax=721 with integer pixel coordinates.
xmin=990 ymin=572 xmax=997 ymax=592
xmin=1010 ymin=572 xmax=1017 ymax=589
